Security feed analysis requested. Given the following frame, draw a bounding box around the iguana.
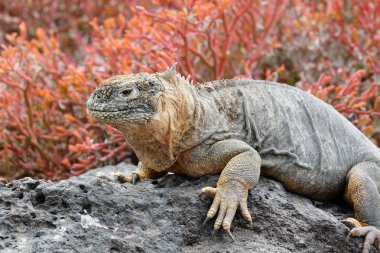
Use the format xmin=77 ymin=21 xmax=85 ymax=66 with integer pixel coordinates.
xmin=86 ymin=66 xmax=380 ymax=252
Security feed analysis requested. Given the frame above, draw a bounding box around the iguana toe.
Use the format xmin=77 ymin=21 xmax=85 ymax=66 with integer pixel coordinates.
xmin=115 ymin=172 xmax=140 ymax=184
xmin=344 ymin=218 xmax=380 ymax=253
xmin=343 ymin=217 xmax=363 ymax=230
xmin=350 ymin=227 xmax=380 ymax=253
xmin=239 ymin=198 xmax=253 ymax=224
xmin=221 ymin=203 xmax=237 ymax=231
xmin=201 ymin=186 xmax=217 ymax=198
xmin=214 ymin=202 xmax=227 ymax=230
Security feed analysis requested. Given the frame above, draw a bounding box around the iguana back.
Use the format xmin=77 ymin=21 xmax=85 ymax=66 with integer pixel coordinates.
xmin=197 ymin=79 xmax=380 ymax=198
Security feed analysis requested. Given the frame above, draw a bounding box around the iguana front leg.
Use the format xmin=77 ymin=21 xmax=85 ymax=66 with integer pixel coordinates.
xmin=116 ymin=162 xmax=167 ymax=184
xmin=187 ymin=140 xmax=261 ymax=238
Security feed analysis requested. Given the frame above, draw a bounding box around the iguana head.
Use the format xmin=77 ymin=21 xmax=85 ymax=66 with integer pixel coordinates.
xmin=86 ymin=72 xmax=164 ymax=125
xmin=86 ymin=65 xmax=194 ymax=128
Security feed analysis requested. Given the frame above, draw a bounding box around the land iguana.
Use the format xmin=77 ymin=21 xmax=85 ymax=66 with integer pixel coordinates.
xmin=86 ymin=66 xmax=380 ymax=252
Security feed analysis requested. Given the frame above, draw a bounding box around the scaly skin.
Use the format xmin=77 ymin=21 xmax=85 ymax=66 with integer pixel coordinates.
xmin=86 ymin=66 xmax=380 ymax=252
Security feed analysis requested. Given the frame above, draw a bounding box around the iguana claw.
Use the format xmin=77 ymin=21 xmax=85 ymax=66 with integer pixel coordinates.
xmin=132 ymin=173 xmax=140 ymax=184
xmin=210 ymin=226 xmax=235 ymax=242
xmin=226 ymin=229 xmax=235 ymax=242
xmin=203 ymin=217 xmax=211 ymax=226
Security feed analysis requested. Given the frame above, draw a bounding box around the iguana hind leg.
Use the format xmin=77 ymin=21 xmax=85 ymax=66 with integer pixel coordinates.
xmin=344 ymin=162 xmax=380 ymax=253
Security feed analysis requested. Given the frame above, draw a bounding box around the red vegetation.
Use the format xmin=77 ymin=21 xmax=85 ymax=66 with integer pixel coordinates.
xmin=0 ymin=0 xmax=379 ymax=180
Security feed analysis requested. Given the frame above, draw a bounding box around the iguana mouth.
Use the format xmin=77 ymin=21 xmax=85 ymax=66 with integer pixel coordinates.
xmin=88 ymin=109 xmax=153 ymax=124
xmin=86 ymin=102 xmax=155 ymax=124
xmin=87 ymin=108 xmax=149 ymax=113
xmin=87 ymin=98 xmax=152 ymax=114
xmin=86 ymin=101 xmax=130 ymax=112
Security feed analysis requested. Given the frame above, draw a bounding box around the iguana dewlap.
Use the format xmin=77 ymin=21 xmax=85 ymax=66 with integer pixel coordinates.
xmin=86 ymin=67 xmax=380 ymax=252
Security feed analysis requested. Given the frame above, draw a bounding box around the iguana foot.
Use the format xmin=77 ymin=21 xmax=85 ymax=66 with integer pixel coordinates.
xmin=344 ymin=218 xmax=380 ymax=253
xmin=201 ymin=183 xmax=252 ymax=241
xmin=114 ymin=172 xmax=140 ymax=184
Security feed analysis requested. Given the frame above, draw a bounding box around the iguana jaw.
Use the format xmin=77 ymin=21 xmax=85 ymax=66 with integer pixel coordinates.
xmin=86 ymin=99 xmax=156 ymax=125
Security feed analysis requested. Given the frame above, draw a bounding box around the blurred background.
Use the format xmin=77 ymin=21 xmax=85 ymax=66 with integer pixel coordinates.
xmin=0 ymin=0 xmax=379 ymax=181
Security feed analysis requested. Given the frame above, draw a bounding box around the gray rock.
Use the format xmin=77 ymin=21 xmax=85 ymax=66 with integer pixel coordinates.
xmin=0 ymin=163 xmax=371 ymax=252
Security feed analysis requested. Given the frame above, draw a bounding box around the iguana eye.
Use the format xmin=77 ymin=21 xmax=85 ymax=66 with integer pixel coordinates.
xmin=121 ymin=89 xmax=133 ymax=97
